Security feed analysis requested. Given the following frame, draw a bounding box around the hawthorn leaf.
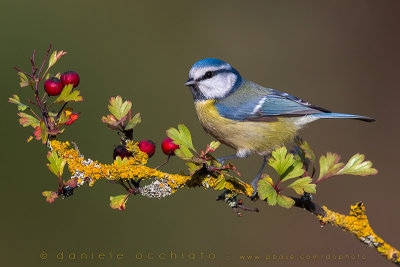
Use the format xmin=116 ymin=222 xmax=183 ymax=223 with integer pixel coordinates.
xmin=287 ymin=177 xmax=316 ymax=195
xmin=268 ymin=147 xmax=304 ymax=181
xmin=53 ymin=84 xmax=83 ymax=103
xmin=101 ymin=114 xmax=119 ymax=129
xmin=33 ymin=126 xmax=41 ymax=140
xmin=186 ymin=162 xmax=201 ymax=175
xmin=257 ymin=175 xmax=278 ymax=206
xmin=65 ymin=113 xmax=79 ymax=125
xmin=115 ymin=156 xmax=129 ymax=164
xmin=125 ymin=112 xmax=141 ymax=130
xmin=300 ymin=140 xmax=315 ymax=163
xmin=58 ymin=107 xmax=74 ymax=124
xmin=280 ymin=160 xmax=304 ymax=183
xmin=46 ymin=150 xmax=66 ymax=177
xmin=42 ymin=191 xmax=58 ymax=204
xmin=18 ymin=72 xmax=29 ymax=87
xmin=110 ymin=194 xmax=129 ymax=210
xmin=166 ymin=124 xmax=196 ymax=152
xmin=64 ymin=178 xmax=78 ymax=188
xmin=48 ymin=50 xmax=67 ymax=69
xmin=205 ymin=141 xmax=221 ymax=154
xmin=8 ymin=94 xmax=28 ymax=111
xmin=108 ymin=96 xmax=131 ymax=121
xmin=174 ymin=146 xmax=193 ymax=160
xmin=18 ymin=112 xmax=40 ymax=127
xmin=317 ymin=153 xmax=344 ymax=181
xmin=40 ymin=120 xmax=48 ymax=144
xmin=337 ymin=153 xmax=378 ymax=176
xmin=277 ymin=194 xmax=295 ymax=208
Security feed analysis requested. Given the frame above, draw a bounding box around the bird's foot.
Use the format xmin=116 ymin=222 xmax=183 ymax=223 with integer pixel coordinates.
xmin=250 ymin=180 xmax=259 ymax=201
xmin=216 ymin=155 xmax=238 ymax=167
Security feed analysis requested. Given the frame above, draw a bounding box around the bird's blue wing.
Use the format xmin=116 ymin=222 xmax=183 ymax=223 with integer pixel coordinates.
xmin=215 ymin=85 xmax=329 ymax=121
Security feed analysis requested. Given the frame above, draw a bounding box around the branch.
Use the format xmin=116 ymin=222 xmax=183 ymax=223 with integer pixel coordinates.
xmin=47 ymin=139 xmax=398 ymax=265
xmin=292 ymin=196 xmax=399 ymax=265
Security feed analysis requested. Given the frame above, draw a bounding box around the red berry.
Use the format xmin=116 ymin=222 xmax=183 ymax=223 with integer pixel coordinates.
xmin=113 ymin=145 xmax=132 ymax=160
xmin=161 ymin=137 xmax=179 ymax=155
xmin=138 ymin=140 xmax=156 ymax=158
xmin=44 ymin=77 xmax=63 ymax=96
xmin=60 ymin=71 xmax=80 ymax=88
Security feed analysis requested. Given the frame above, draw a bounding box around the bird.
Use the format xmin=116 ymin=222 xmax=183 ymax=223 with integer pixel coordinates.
xmin=184 ymin=58 xmax=374 ymax=196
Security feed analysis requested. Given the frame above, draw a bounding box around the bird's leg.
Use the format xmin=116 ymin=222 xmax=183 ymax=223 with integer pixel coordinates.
xmin=216 ymin=155 xmax=238 ymax=166
xmin=250 ymin=155 xmax=269 ymax=198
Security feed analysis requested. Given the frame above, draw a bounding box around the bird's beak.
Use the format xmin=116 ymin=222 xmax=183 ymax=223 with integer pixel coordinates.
xmin=184 ymin=78 xmax=195 ymax=86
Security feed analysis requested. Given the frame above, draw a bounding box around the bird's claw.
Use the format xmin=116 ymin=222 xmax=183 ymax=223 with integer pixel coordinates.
xmin=250 ymin=181 xmax=259 ymax=201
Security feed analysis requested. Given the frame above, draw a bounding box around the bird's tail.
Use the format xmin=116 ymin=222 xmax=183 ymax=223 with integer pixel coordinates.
xmin=311 ymin=113 xmax=375 ymax=122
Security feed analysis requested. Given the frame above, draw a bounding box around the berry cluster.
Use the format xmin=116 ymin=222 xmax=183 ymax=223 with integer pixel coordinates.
xmin=113 ymin=138 xmax=179 ymax=160
xmin=44 ymin=71 xmax=80 ymax=96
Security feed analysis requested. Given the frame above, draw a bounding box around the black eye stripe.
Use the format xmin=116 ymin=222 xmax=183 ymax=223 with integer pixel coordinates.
xmin=195 ymin=68 xmax=231 ymax=82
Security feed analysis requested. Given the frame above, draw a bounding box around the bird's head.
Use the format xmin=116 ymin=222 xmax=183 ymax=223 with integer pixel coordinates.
xmin=184 ymin=58 xmax=243 ymax=101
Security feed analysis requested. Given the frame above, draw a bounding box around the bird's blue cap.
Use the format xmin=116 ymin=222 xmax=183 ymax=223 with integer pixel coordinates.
xmin=191 ymin=58 xmax=229 ymax=69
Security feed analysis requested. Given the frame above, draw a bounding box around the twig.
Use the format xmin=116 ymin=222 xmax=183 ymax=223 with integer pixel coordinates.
xmin=155 ymin=153 xmax=172 ymax=169
xmin=13 ymin=66 xmax=33 ymax=79
xmin=38 ymin=43 xmax=52 ymax=78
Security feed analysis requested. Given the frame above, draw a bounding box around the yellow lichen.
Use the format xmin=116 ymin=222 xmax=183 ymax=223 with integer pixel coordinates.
xmin=48 ymin=140 xmax=251 ymax=195
xmin=319 ymin=202 xmax=400 ymax=264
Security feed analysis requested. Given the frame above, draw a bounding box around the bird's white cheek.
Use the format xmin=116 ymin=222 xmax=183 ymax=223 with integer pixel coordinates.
xmin=214 ymin=73 xmax=236 ymax=90
xmin=198 ymin=73 xmax=237 ymax=99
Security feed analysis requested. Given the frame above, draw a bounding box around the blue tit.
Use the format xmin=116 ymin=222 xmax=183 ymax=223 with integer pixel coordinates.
xmin=184 ymin=58 xmax=374 ymax=195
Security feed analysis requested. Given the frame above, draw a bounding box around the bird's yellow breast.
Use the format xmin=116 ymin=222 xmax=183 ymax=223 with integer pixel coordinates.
xmin=194 ymin=100 xmax=299 ymax=156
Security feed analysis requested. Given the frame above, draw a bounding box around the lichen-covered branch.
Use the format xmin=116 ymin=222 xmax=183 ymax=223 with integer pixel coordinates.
xmin=49 ymin=140 xmax=253 ymax=196
xmin=293 ymin=196 xmax=399 ymax=265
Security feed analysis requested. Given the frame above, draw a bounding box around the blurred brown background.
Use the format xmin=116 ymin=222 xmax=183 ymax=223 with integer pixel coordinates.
xmin=1 ymin=1 xmax=399 ymax=266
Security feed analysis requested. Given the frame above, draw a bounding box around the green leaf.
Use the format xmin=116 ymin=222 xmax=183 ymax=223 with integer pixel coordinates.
xmin=18 ymin=72 xmax=29 ymax=87
xmin=186 ymin=162 xmax=201 ymax=175
xmin=205 ymin=141 xmax=221 ymax=154
xmin=46 ymin=151 xmax=66 ymax=177
xmin=300 ymin=140 xmax=315 ymax=163
xmin=53 ymin=84 xmax=83 ymax=103
xmin=58 ymin=107 xmax=74 ymax=124
xmin=174 ymin=146 xmax=194 ymax=160
xmin=108 ymin=96 xmax=131 ymax=121
xmin=268 ymin=147 xmax=304 ymax=181
xmin=101 ymin=114 xmax=119 ymax=129
xmin=337 ymin=153 xmax=378 ymax=176
xmin=115 ymin=156 xmax=129 ymax=164
xmin=48 ymin=50 xmax=67 ymax=69
xmin=166 ymin=124 xmax=196 ymax=152
xmin=42 ymin=191 xmax=58 ymax=204
xmin=277 ymin=194 xmax=295 ymax=208
xmin=281 ymin=160 xmax=304 ymax=183
xmin=257 ymin=176 xmax=277 ymax=206
xmin=110 ymin=194 xmax=129 ymax=210
xmin=287 ymin=177 xmax=316 ymax=195
xmin=125 ymin=112 xmax=141 ymax=130
xmin=18 ymin=112 xmax=39 ymax=127
xmin=40 ymin=120 xmax=48 ymax=144
xmin=8 ymin=94 xmax=28 ymax=111
xmin=317 ymin=152 xmax=344 ymax=181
